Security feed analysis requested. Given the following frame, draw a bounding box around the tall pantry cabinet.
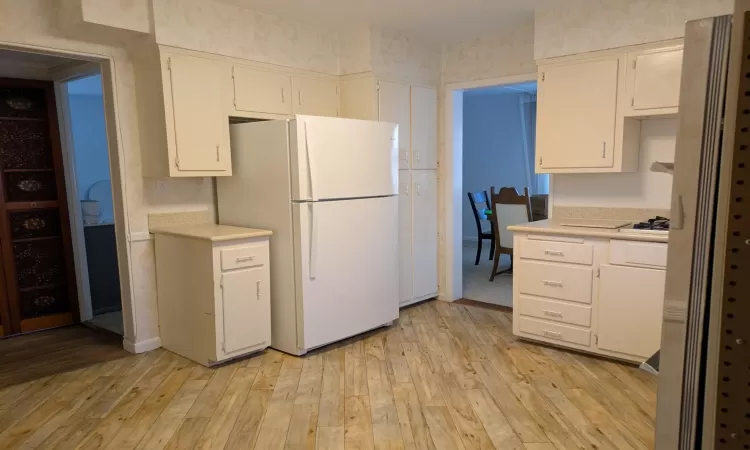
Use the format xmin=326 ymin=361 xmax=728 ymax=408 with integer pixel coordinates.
xmin=341 ymin=75 xmax=438 ymax=306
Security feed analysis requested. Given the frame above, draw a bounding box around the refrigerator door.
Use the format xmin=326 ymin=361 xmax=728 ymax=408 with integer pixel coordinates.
xmin=289 ymin=115 xmax=398 ymax=201
xmin=655 ymin=16 xmax=731 ymax=450
xmin=293 ymin=196 xmax=399 ymax=350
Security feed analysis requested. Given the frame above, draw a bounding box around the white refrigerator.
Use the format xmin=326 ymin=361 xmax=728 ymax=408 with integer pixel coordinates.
xmin=217 ymin=115 xmax=399 ymax=355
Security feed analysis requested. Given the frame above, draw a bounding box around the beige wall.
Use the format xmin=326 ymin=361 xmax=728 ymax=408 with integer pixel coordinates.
xmin=534 ymin=0 xmax=732 ymax=60
xmin=441 ymin=16 xmax=536 ymax=84
xmin=81 ymin=0 xmax=152 ymax=33
xmin=370 ymin=26 xmax=441 ymax=86
xmin=152 ymin=0 xmax=341 ymax=74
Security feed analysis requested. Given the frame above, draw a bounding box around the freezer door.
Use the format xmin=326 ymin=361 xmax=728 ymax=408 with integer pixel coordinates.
xmin=289 ymin=115 xmax=398 ymax=201
xmin=293 ymin=196 xmax=399 ymax=350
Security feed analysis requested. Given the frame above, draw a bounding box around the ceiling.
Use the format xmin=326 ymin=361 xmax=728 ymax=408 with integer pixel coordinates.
xmin=218 ymin=0 xmax=550 ymax=43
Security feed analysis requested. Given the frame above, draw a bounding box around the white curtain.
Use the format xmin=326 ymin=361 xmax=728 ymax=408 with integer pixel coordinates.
xmin=519 ymin=93 xmax=548 ymax=195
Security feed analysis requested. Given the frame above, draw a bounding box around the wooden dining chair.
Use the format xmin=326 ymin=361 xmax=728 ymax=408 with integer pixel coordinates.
xmin=488 ymin=186 xmax=532 ymax=281
xmin=467 ymin=191 xmax=495 ymax=265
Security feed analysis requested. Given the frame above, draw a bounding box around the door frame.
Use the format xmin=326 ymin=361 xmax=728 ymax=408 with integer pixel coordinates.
xmin=0 ymin=42 xmax=136 ymax=343
xmin=441 ymin=72 xmax=546 ymax=301
xmin=54 ymin=65 xmax=104 ymax=323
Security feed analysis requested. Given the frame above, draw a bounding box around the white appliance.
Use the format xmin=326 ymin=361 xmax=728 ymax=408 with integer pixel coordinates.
xmin=217 ymin=115 xmax=399 ymax=355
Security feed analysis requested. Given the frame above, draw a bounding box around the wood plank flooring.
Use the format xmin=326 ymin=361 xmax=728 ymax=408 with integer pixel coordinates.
xmin=0 ymin=300 xmax=658 ymax=449
xmin=0 ymin=325 xmax=129 ymax=388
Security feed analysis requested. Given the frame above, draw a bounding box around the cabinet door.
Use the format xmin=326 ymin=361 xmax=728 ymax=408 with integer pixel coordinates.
xmin=537 ymin=58 xmax=618 ymax=170
xmin=221 ymin=267 xmax=271 ymax=354
xmin=378 ymin=81 xmax=411 ymax=169
xmin=169 ymin=54 xmax=231 ymax=172
xmin=233 ymin=66 xmax=292 ymax=115
xmin=411 ymin=86 xmax=438 ymax=170
xmin=631 ymin=47 xmax=683 ymax=110
xmin=292 ymin=76 xmax=339 ymax=117
xmin=398 ymin=170 xmax=413 ymax=304
xmin=597 ymin=264 xmax=666 ymax=358
xmin=411 ymin=171 xmax=438 ymax=299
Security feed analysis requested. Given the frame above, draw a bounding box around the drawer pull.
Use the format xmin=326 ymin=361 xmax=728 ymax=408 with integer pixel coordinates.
xmin=544 ymin=250 xmax=564 ymax=256
xmin=543 ymin=310 xmax=563 ymax=318
xmin=236 ymin=256 xmax=256 ymax=263
xmin=543 ymin=330 xmax=562 ymax=339
xmin=543 ymin=280 xmax=564 ymax=287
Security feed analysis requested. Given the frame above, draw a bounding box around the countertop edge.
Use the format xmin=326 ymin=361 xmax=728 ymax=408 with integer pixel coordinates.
xmin=150 ymin=227 xmax=273 ymax=242
xmin=507 ymin=224 xmax=669 ymax=243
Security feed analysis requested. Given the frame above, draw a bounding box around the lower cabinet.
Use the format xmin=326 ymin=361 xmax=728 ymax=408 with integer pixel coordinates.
xmin=399 ymin=170 xmax=438 ymax=306
xmin=220 ymin=267 xmax=271 ymax=354
xmin=512 ymin=233 xmax=667 ymax=363
xmin=597 ymin=264 xmax=666 ymax=359
xmin=153 ymin=228 xmax=272 ymax=366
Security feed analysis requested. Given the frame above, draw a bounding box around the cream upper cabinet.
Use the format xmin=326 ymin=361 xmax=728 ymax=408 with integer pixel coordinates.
xmin=534 ymin=41 xmax=683 ymax=174
xmin=168 ymin=54 xmax=232 ymax=173
xmin=410 ymin=86 xmax=438 ymax=170
xmin=536 ymin=57 xmax=619 ymax=171
xmin=135 ymin=49 xmax=233 ymax=177
xmin=291 ymin=76 xmax=339 ymax=117
xmin=626 ymin=46 xmax=684 ymax=114
xmin=340 ymin=75 xmax=438 ymax=170
xmin=232 ymin=66 xmax=292 ymax=116
xmin=379 ymin=81 xmax=411 ymax=169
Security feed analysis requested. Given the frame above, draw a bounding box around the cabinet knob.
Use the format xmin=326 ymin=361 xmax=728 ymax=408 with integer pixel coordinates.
xmin=542 ymin=280 xmax=563 ymax=287
xmin=216 ymin=145 xmax=220 ymax=162
xmin=544 ymin=250 xmax=564 ymax=256
xmin=236 ymin=256 xmax=255 ymax=263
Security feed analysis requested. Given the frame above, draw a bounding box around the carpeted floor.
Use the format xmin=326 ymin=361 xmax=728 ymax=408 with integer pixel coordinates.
xmin=462 ymin=240 xmax=514 ymax=308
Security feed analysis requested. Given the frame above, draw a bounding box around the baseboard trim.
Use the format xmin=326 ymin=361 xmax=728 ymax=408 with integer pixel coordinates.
xmin=123 ymin=336 xmax=161 ymax=354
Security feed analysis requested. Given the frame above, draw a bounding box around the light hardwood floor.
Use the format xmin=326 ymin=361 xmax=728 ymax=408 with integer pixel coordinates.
xmin=0 ymin=300 xmax=657 ymax=450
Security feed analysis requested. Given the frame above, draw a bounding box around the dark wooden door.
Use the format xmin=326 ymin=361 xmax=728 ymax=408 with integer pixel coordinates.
xmin=0 ymin=78 xmax=78 ymax=336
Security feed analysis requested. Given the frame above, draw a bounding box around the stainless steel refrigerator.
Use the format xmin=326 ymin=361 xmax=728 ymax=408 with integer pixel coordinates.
xmin=656 ymin=3 xmax=750 ymax=448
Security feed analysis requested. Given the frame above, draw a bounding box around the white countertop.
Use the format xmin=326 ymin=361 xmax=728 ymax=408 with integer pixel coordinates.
xmin=508 ymin=219 xmax=669 ymax=243
xmin=150 ymin=224 xmax=273 ymax=242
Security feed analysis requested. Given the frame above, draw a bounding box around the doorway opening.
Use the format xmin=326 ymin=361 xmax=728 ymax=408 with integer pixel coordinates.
xmin=0 ymin=48 xmax=125 ymax=340
xmin=61 ymin=74 xmax=122 ymax=335
xmin=460 ymin=81 xmax=546 ymax=308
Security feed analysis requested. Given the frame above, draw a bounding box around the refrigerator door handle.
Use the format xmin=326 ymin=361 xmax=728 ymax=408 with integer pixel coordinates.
xmin=309 ymin=203 xmax=318 ymax=280
xmin=672 ymin=194 xmax=685 ymax=230
xmin=304 ymin=122 xmax=318 ymax=201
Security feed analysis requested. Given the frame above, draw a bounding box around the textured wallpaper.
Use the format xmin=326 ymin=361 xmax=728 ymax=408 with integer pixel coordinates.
xmin=442 ymin=16 xmax=536 ymax=84
xmin=152 ymin=0 xmax=341 ymax=74
xmin=370 ymin=26 xmax=441 ymax=85
xmin=535 ymin=0 xmax=733 ymax=60
xmin=338 ymin=25 xmax=373 ymax=75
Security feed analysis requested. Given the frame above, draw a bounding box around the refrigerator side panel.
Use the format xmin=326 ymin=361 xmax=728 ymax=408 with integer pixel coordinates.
xmin=294 ymin=196 xmax=399 ymax=350
xmin=656 ymin=16 xmax=731 ymax=450
xmin=290 ymin=115 xmax=398 ymax=201
xmin=217 ymin=120 xmax=302 ymax=355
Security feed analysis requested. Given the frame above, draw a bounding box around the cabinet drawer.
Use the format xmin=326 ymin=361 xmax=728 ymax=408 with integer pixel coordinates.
xmin=517 ymin=261 xmax=593 ymax=304
xmin=519 ymin=238 xmax=593 ymax=265
xmin=220 ymin=244 xmax=268 ymax=271
xmin=517 ymin=295 xmax=592 ymax=327
xmin=609 ymin=239 xmax=667 ymax=268
xmin=518 ymin=317 xmax=591 ymax=347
